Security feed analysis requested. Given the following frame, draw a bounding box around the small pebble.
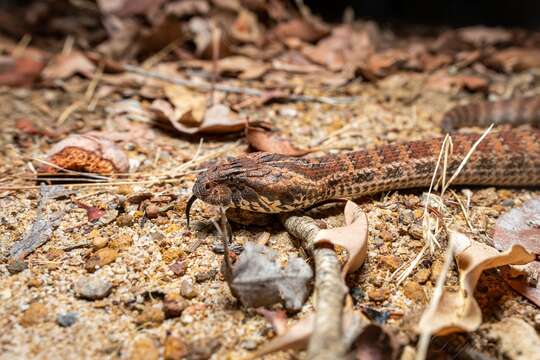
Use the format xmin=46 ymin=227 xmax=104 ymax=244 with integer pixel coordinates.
xmin=56 ymin=312 xmax=78 ymax=327
xmin=164 ymin=335 xmax=188 ymax=360
xmin=20 ymin=302 xmax=48 ymax=327
xmin=430 ymin=260 xmax=444 ymax=282
xmin=116 ymin=213 xmax=133 ymax=227
xmin=7 ymin=259 xmax=28 ymax=274
xmin=240 ymin=339 xmax=259 ymax=350
xmin=135 ymin=305 xmax=165 ymax=326
xmin=27 ymin=277 xmax=43 ymax=288
xmin=379 ymin=230 xmax=393 ymax=242
xmin=179 ymin=277 xmax=198 ymax=299
xmin=414 ymin=268 xmax=431 ymax=284
xmin=84 ymin=247 xmax=118 ymax=272
xmin=408 ymin=223 xmax=424 ymax=240
xmin=403 ymin=281 xmax=427 ymax=302
xmin=91 ymin=236 xmax=109 ymax=250
xmin=367 ymin=288 xmax=388 ymax=302
xmin=163 ymin=293 xmax=188 ymax=318
xmin=130 ymin=336 xmax=159 ymax=360
xmin=169 ymin=260 xmax=186 ymax=277
xmin=379 ymin=255 xmax=401 ymax=271
xmin=502 ymin=199 xmax=515 ymax=207
xmin=145 ymin=204 xmax=160 ymax=219
xmin=75 ymin=275 xmax=112 ymax=300
xmin=195 ymin=269 xmax=217 ymax=283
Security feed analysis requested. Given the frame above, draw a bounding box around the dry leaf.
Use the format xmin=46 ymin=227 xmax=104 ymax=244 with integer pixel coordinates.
xmin=314 ymin=201 xmax=369 ymax=276
xmin=494 ymin=197 xmax=540 ymax=254
xmin=418 ymin=231 xmax=535 ymax=336
xmin=273 ymin=17 xmax=329 ymax=42
xmin=229 ymin=242 xmax=313 ymax=310
xmin=484 ymin=48 xmax=540 ymax=73
xmin=245 ymin=121 xmax=314 ymax=156
xmin=0 ymin=54 xmax=46 ymax=87
xmin=504 ymin=275 xmax=540 ymax=308
xmin=164 ymin=84 xmax=208 ymax=126
xmin=230 ymin=10 xmax=262 ymax=45
xmin=457 ymin=26 xmax=512 ymax=46
xmin=217 ymin=56 xmax=269 ymax=80
xmin=41 ymin=51 xmax=95 ymax=80
xmin=165 ymin=0 xmax=209 ymax=17
xmin=40 ymin=134 xmax=129 ymax=174
xmin=425 ymin=71 xmax=488 ymax=93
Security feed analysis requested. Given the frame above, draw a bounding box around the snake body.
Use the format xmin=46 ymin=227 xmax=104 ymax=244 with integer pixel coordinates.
xmin=190 ymin=96 xmax=540 ymax=214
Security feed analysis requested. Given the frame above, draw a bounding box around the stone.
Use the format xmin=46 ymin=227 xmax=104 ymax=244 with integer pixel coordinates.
xmin=403 ymin=281 xmax=426 ymax=303
xmin=379 ymin=230 xmax=393 ymax=242
xmin=135 ymin=305 xmax=165 ymax=326
xmin=379 ymin=255 xmax=401 ymax=271
xmin=116 ymin=213 xmax=133 ymax=227
xmin=20 ymin=303 xmax=48 ymax=326
xmin=179 ymin=277 xmax=198 ymax=299
xmin=75 ymin=275 xmax=112 ymax=300
xmin=367 ymin=288 xmax=388 ymax=302
xmin=27 ymin=277 xmax=43 ymax=287
xmin=168 ymin=260 xmax=186 ymax=277
xmin=85 ymin=247 xmax=118 ymax=272
xmin=91 ymin=236 xmax=109 ymax=250
xmin=129 ymin=336 xmax=159 ymax=360
xmin=195 ymin=269 xmax=217 ymax=283
xmin=414 ymin=268 xmax=431 ymax=284
xmin=56 ymin=312 xmax=77 ymax=327
xmin=164 ymin=335 xmax=188 ymax=360
xmin=7 ymin=259 xmax=28 ymax=274
xmin=430 ymin=260 xmax=444 ymax=282
xmin=145 ymin=204 xmax=160 ymax=219
xmin=163 ymin=293 xmax=188 ymax=318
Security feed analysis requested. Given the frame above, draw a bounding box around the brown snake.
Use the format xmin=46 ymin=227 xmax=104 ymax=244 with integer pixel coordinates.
xmin=188 ymin=96 xmax=540 ymax=219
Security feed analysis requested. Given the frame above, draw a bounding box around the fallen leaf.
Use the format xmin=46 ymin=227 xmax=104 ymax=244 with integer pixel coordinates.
xmin=0 ymin=54 xmax=45 ymax=87
xmin=504 ymin=274 xmax=540 ymax=307
xmin=229 ymin=242 xmax=313 ymax=310
xmin=457 ymin=26 xmax=512 ymax=46
xmin=245 ymin=121 xmax=315 ymax=156
xmin=218 ymin=56 xmax=269 ymax=80
xmin=97 ymin=0 xmax=167 ymax=17
xmin=41 ymin=51 xmax=95 ymax=80
xmin=273 ymin=17 xmax=329 ymax=43
xmin=485 ymin=47 xmax=540 ymax=73
xmin=165 ymin=0 xmax=209 ymax=17
xmin=487 ymin=318 xmax=540 ymax=360
xmin=494 ymin=197 xmax=540 ymax=254
xmin=164 ymin=84 xmax=208 ymax=126
xmin=425 ymin=71 xmax=488 ymax=93
xmin=153 ymin=102 xmax=245 ymax=135
xmin=40 ymin=134 xmax=129 ymax=174
xmin=313 ymin=201 xmax=369 ymax=276
xmin=418 ymin=231 xmax=535 ymax=336
xmin=359 ymin=49 xmax=409 ymax=80
xmin=230 ymin=10 xmax=262 ymax=45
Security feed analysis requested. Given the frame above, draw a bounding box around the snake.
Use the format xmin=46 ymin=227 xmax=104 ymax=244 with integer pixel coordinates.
xmin=187 ymin=96 xmax=540 ymax=221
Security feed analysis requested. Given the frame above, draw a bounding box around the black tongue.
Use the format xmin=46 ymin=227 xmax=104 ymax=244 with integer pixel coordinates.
xmin=185 ymin=195 xmax=198 ymax=228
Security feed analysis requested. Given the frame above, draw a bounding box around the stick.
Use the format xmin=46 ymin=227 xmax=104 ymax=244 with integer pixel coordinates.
xmin=280 ymin=214 xmax=348 ymax=360
xmin=123 ymin=64 xmax=356 ymax=105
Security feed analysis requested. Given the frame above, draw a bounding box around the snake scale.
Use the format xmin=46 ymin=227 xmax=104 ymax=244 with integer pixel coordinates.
xmin=188 ymin=96 xmax=540 ymax=215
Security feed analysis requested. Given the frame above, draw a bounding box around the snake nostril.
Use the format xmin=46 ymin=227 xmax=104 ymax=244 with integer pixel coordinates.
xmin=204 ymin=183 xmax=211 ymax=190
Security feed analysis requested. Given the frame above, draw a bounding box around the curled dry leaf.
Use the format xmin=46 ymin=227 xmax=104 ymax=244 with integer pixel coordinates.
xmin=217 ymin=56 xmax=269 ymax=80
xmin=246 ymin=121 xmax=315 ymax=156
xmin=41 ymin=51 xmax=95 ymax=80
xmin=273 ymin=17 xmax=329 ymax=43
xmin=418 ymin=231 xmax=535 ymax=336
xmin=40 ymin=134 xmax=129 ymax=174
xmin=425 ymin=72 xmax=488 ymax=93
xmin=0 ymin=54 xmax=46 ymax=87
xmin=457 ymin=26 xmax=512 ymax=46
xmin=228 ymin=242 xmax=313 ymax=311
xmin=252 ymin=309 xmax=365 ymax=359
xmin=313 ymin=201 xmax=369 ymax=276
xmin=164 ymin=84 xmax=208 ymax=126
xmin=493 ymin=197 xmax=540 ymax=254
xmin=230 ymin=10 xmax=263 ymax=45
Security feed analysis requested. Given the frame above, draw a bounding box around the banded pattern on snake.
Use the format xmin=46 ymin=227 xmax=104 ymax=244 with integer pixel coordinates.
xmin=189 ymin=96 xmax=540 ymax=214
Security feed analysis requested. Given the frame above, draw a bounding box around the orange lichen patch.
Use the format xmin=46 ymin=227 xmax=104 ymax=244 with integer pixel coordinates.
xmin=40 ymin=134 xmax=129 ymax=174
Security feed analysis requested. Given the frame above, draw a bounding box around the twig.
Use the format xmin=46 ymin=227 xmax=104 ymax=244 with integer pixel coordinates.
xmin=123 ymin=64 xmax=356 ymax=105
xmin=280 ymin=213 xmax=348 ymax=360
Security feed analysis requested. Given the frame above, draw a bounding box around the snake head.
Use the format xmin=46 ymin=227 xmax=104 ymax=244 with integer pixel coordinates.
xmin=189 ymin=152 xmax=309 ymax=218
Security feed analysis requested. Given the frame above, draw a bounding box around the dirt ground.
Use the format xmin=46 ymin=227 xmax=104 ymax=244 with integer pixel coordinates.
xmin=0 ymin=5 xmax=540 ymax=360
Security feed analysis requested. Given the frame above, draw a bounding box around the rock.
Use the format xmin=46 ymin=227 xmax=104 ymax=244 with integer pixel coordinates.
xmin=27 ymin=277 xmax=43 ymax=287
xmin=179 ymin=277 xmax=198 ymax=299
xmin=91 ymin=236 xmax=109 ymax=250
xmin=403 ymin=281 xmax=426 ymax=303
xmin=414 ymin=268 xmax=431 ymax=284
xmin=163 ymin=293 xmax=188 ymax=318
xmin=169 ymin=260 xmax=186 ymax=277
xmin=408 ymin=223 xmax=424 ymax=240
xmin=116 ymin=213 xmax=133 ymax=227
xmin=379 ymin=230 xmax=393 ymax=242
xmin=109 ymin=234 xmax=133 ymax=250
xmin=195 ymin=269 xmax=217 ymax=283
xmin=164 ymin=335 xmax=188 ymax=360
xmin=20 ymin=302 xmax=48 ymax=326
xmin=187 ymin=338 xmax=221 ymax=360
xmin=7 ymin=259 xmax=28 ymax=274
xmin=75 ymin=275 xmax=112 ymax=300
xmin=379 ymin=255 xmax=401 ymax=270
xmin=130 ymin=336 xmax=159 ymax=360
xmin=56 ymin=312 xmax=77 ymax=327
xmin=430 ymin=259 xmax=444 ymax=282
xmin=145 ymin=204 xmax=160 ymax=219
xmin=367 ymin=288 xmax=388 ymax=302
xmin=135 ymin=305 xmax=165 ymax=326
xmin=240 ymin=339 xmax=259 ymax=350
xmin=85 ymin=247 xmax=118 ymax=272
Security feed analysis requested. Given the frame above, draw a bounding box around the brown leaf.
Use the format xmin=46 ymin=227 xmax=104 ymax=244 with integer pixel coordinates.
xmin=504 ymin=275 xmax=540 ymax=308
xmin=359 ymin=49 xmax=409 ymax=80
xmin=97 ymin=0 xmax=167 ymax=17
xmin=230 ymin=10 xmax=263 ymax=45
xmin=313 ymin=201 xmax=369 ymax=276
xmin=457 ymin=26 xmax=512 ymax=46
xmin=485 ymin=47 xmax=540 ymax=73
xmin=273 ymin=17 xmax=329 ymax=43
xmin=425 ymin=71 xmax=488 ymax=93
xmin=245 ymin=121 xmax=315 ymax=156
xmin=418 ymin=231 xmax=535 ymax=336
xmin=41 ymin=51 xmax=95 ymax=80
xmin=164 ymin=84 xmax=208 ymax=126
xmin=218 ymin=56 xmax=269 ymax=80
xmin=494 ymin=197 xmax=540 ymax=254
xmin=40 ymin=134 xmax=129 ymax=174
xmin=0 ymin=54 xmax=45 ymax=87
xmin=165 ymin=0 xmax=209 ymax=17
